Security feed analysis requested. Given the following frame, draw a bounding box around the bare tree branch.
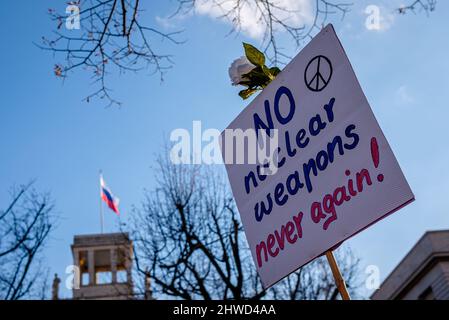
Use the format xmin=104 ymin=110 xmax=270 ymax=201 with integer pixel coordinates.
xmin=0 ymin=183 xmax=56 ymax=300
xmin=397 ymin=0 xmax=436 ymax=15
xmin=39 ymin=0 xmax=183 ymax=107
xmin=270 ymin=246 xmax=361 ymax=300
xmin=130 ymin=144 xmax=361 ymax=300
xmin=173 ymin=0 xmax=351 ymax=66
xmin=40 ymin=1 xmax=354 ymax=106
xmin=40 ymin=1 xmax=439 ymax=107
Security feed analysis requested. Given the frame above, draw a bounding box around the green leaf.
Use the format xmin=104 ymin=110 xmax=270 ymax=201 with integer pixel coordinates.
xmin=239 ymin=88 xmax=257 ymax=100
xmin=242 ymin=67 xmax=270 ymax=87
xmin=262 ymin=65 xmax=275 ymax=81
xmin=269 ymin=67 xmax=281 ymax=77
xmin=243 ymin=43 xmax=265 ymax=67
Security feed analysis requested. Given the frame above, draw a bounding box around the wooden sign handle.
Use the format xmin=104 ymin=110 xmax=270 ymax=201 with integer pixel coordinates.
xmin=325 ymin=250 xmax=351 ymax=300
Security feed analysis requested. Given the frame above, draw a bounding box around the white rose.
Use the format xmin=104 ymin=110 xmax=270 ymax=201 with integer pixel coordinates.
xmin=228 ymin=56 xmax=255 ymax=86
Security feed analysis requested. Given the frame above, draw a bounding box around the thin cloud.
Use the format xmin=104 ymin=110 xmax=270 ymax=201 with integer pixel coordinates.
xmin=377 ymin=10 xmax=395 ymax=31
xmin=155 ymin=16 xmax=177 ymax=29
xmin=396 ymin=85 xmax=415 ymax=105
xmin=193 ymin=0 xmax=314 ymax=40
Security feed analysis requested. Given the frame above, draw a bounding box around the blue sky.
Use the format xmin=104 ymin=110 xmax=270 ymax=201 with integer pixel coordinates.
xmin=0 ymin=0 xmax=448 ymax=299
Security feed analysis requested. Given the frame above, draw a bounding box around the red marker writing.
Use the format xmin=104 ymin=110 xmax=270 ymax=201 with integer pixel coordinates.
xmin=370 ymin=137 xmax=384 ymax=182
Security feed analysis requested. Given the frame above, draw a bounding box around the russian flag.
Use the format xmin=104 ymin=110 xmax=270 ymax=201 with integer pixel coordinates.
xmin=100 ymin=175 xmax=120 ymax=215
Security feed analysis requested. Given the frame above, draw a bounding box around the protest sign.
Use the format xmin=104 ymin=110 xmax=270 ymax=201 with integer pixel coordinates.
xmin=220 ymin=24 xmax=414 ymax=288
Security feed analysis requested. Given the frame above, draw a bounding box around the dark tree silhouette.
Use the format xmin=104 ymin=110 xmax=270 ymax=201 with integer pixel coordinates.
xmin=270 ymin=247 xmax=360 ymax=300
xmin=40 ymin=0 xmax=435 ymax=106
xmin=129 ymin=147 xmax=361 ymax=300
xmin=0 ymin=183 xmax=55 ymax=300
xmin=397 ymin=0 xmax=436 ymax=14
xmin=174 ymin=0 xmax=351 ymax=65
xmin=40 ymin=0 xmax=351 ymax=106
xmin=40 ymin=0 xmax=183 ymax=106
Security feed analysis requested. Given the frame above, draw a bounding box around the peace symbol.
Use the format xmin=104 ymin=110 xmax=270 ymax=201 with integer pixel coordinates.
xmin=304 ymin=55 xmax=333 ymax=92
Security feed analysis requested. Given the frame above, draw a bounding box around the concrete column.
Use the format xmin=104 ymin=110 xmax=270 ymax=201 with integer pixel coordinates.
xmin=73 ymin=249 xmax=80 ymax=268
xmin=125 ymin=246 xmax=132 ymax=287
xmin=73 ymin=249 xmax=81 ymax=288
xmin=110 ymin=248 xmax=117 ymax=283
xmin=88 ymin=249 xmax=95 ymax=285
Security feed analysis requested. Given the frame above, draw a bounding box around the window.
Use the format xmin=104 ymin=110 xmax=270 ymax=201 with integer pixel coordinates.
xmin=94 ymin=249 xmax=112 ymax=284
xmin=81 ymin=273 xmax=89 ymax=286
xmin=117 ymin=270 xmax=127 ymax=283
xmin=418 ymin=287 xmax=435 ymax=300
xmin=96 ymin=271 xmax=112 ymax=284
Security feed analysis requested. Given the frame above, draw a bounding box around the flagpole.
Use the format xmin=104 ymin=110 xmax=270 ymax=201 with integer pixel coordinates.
xmin=99 ymin=170 xmax=104 ymax=234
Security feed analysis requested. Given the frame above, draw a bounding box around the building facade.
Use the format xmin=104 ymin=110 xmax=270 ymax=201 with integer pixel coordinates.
xmin=52 ymin=232 xmax=152 ymax=300
xmin=371 ymin=230 xmax=449 ymax=300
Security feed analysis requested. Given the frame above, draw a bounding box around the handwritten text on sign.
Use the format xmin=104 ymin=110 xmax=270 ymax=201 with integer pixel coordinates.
xmin=220 ymin=24 xmax=414 ymax=288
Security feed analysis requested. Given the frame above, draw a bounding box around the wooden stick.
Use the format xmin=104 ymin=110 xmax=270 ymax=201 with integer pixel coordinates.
xmin=325 ymin=250 xmax=351 ymax=300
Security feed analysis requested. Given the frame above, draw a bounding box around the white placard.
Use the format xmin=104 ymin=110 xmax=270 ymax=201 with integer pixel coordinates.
xmin=220 ymin=24 xmax=414 ymax=288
